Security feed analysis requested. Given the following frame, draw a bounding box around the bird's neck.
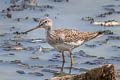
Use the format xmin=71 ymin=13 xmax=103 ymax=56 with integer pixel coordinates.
xmin=45 ymin=26 xmax=52 ymax=37
xmin=46 ymin=26 xmax=52 ymax=33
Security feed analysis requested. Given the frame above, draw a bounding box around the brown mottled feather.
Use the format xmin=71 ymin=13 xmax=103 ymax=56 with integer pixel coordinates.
xmin=47 ymin=28 xmax=100 ymax=45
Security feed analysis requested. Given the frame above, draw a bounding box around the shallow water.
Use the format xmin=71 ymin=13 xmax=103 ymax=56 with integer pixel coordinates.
xmin=0 ymin=0 xmax=120 ymax=80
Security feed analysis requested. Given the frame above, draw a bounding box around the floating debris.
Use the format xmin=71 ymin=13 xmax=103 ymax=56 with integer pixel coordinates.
xmin=16 ymin=70 xmax=25 ymax=74
xmin=81 ymin=17 xmax=94 ymax=21
xmin=91 ymin=20 xmax=120 ymax=26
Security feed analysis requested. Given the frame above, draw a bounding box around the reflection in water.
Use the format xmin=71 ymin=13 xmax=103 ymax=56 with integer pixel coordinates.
xmin=54 ymin=62 xmax=73 ymax=77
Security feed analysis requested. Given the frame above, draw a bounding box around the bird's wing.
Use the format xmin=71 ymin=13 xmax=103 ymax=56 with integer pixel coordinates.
xmin=53 ymin=29 xmax=101 ymax=43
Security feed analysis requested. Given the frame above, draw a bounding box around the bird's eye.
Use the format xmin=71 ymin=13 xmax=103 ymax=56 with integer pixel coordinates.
xmin=44 ymin=21 xmax=48 ymax=23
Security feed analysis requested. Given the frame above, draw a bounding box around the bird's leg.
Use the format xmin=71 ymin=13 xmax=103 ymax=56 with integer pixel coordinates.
xmin=62 ymin=51 xmax=65 ymax=63
xmin=69 ymin=63 xmax=73 ymax=74
xmin=61 ymin=61 xmax=65 ymax=72
xmin=69 ymin=51 xmax=74 ymax=65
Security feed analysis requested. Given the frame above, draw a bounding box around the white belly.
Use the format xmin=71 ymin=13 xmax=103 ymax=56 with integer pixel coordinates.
xmin=50 ymin=40 xmax=84 ymax=51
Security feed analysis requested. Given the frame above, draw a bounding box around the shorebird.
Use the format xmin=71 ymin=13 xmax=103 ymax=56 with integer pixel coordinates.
xmin=24 ymin=17 xmax=104 ymax=65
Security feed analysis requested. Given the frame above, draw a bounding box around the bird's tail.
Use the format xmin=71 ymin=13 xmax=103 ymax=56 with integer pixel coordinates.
xmin=96 ymin=30 xmax=106 ymax=38
xmin=96 ymin=30 xmax=113 ymax=38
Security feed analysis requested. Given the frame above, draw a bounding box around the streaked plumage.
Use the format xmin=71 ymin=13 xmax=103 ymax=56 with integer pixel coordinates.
xmin=25 ymin=17 xmax=104 ymax=65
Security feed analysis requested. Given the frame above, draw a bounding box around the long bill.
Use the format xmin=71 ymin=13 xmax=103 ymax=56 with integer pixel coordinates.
xmin=24 ymin=24 xmax=40 ymax=34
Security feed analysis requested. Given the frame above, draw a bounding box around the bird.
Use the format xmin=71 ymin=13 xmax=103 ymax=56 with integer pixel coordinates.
xmin=24 ymin=17 xmax=104 ymax=65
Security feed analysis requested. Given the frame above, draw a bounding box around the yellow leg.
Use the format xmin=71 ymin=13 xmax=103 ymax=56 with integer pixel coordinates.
xmin=70 ymin=51 xmax=74 ymax=65
xmin=62 ymin=51 xmax=65 ymax=63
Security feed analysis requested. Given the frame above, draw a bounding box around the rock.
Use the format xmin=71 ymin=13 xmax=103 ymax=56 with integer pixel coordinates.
xmin=49 ymin=64 xmax=117 ymax=80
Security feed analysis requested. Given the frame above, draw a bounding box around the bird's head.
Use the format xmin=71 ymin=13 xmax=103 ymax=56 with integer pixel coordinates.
xmin=24 ymin=17 xmax=52 ymax=33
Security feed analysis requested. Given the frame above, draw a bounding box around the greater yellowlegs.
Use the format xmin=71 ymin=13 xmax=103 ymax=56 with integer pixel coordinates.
xmin=24 ymin=17 xmax=104 ymax=65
